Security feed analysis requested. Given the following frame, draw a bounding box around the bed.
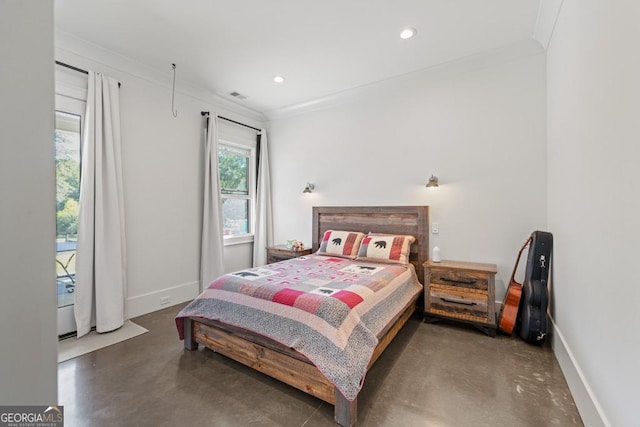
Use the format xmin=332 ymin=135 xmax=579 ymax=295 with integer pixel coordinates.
xmin=176 ymin=206 xmax=429 ymax=426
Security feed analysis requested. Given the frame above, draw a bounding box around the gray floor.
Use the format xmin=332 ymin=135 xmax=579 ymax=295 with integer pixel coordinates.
xmin=59 ymin=303 xmax=583 ymax=426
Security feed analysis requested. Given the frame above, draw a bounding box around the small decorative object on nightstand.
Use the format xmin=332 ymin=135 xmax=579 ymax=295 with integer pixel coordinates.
xmin=266 ymin=244 xmax=312 ymax=264
xmin=424 ymin=259 xmax=497 ymax=337
xmin=432 ymin=246 xmax=441 ymax=262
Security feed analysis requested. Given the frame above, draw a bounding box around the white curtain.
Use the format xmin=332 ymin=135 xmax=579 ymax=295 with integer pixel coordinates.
xmin=252 ymin=129 xmax=274 ymax=266
xmin=74 ymin=72 xmax=127 ymax=338
xmin=200 ymin=114 xmax=225 ymax=290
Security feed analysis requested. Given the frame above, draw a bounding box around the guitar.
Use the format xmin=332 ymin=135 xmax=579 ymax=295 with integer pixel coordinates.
xmin=498 ymin=236 xmax=532 ymax=335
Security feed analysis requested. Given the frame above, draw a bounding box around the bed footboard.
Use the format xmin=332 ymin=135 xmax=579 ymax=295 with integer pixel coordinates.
xmin=181 ymin=298 xmax=416 ymax=426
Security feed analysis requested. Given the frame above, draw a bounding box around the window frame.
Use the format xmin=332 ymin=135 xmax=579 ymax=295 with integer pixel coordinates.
xmin=218 ymin=138 xmax=256 ymax=246
xmin=54 ymin=90 xmax=86 ymax=335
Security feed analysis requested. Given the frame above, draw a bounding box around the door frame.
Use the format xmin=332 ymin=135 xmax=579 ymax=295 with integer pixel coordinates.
xmin=55 ymin=93 xmax=86 ymax=336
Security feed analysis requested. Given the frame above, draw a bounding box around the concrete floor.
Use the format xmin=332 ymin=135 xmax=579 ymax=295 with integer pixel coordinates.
xmin=59 ymin=303 xmax=583 ymax=426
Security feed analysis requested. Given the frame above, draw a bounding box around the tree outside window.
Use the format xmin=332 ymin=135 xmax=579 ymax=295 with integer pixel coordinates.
xmin=55 ymin=112 xmax=81 ymax=242
xmin=219 ymin=144 xmax=252 ymax=237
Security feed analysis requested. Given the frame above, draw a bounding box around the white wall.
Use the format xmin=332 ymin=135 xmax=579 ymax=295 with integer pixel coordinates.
xmin=55 ymin=35 xmax=264 ymax=317
xmin=269 ymin=53 xmax=547 ymax=300
xmin=0 ymin=1 xmax=57 ymax=404
xmin=546 ymin=2 xmax=640 ymax=426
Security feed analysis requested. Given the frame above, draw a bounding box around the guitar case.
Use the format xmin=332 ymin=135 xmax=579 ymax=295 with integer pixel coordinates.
xmin=518 ymin=231 xmax=553 ymax=345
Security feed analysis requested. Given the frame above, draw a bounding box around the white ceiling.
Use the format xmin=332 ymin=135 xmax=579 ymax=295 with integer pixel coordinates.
xmin=55 ymin=0 xmax=542 ymax=114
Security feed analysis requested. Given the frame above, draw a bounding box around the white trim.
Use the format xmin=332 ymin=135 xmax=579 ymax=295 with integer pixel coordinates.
xmin=55 ymin=62 xmax=88 ymax=101
xmin=533 ymin=0 xmax=564 ymax=50
xmin=219 ymin=138 xmax=257 ymax=240
xmin=550 ymin=316 xmax=611 ymax=427
xmin=264 ymin=39 xmax=545 ymax=120
xmin=55 ymin=29 xmax=266 ymax=125
xmin=55 ymin=81 xmax=87 ymax=103
xmin=55 ymin=92 xmax=86 ymax=336
xmin=126 ymin=281 xmax=199 ymax=318
xmin=57 ymin=305 xmax=77 ymax=336
xmin=223 ymin=234 xmax=254 ymax=246
xmin=55 ymin=94 xmax=86 ymax=118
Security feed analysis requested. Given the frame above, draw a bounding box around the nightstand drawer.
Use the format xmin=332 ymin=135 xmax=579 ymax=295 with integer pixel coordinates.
xmin=429 ymin=268 xmax=489 ymax=291
xmin=428 ymin=286 xmax=489 ymax=323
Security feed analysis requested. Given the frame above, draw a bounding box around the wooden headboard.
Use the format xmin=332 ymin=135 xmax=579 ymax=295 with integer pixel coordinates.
xmin=312 ymin=206 xmax=429 ymax=284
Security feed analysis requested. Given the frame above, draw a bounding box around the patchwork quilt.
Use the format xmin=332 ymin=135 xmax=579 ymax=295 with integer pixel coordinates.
xmin=175 ymin=254 xmax=422 ymax=401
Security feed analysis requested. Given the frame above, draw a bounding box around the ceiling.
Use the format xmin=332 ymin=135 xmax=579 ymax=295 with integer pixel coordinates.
xmin=55 ymin=0 xmax=542 ymax=114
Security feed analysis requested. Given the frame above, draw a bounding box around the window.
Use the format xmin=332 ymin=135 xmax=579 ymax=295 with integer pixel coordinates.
xmin=55 ymin=111 xmax=81 ymax=244
xmin=55 ymin=102 xmax=83 ymax=310
xmin=219 ymin=141 xmax=255 ymax=244
xmin=55 ymin=62 xmax=87 ymax=336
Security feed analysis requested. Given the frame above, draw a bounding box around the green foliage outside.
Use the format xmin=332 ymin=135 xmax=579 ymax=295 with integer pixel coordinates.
xmin=219 ymin=147 xmax=249 ymax=234
xmin=219 ymin=148 xmax=248 ymax=194
xmin=55 ymin=129 xmax=80 ymax=240
xmin=56 ymin=157 xmax=79 ymax=210
xmin=57 ymin=199 xmax=79 ymax=237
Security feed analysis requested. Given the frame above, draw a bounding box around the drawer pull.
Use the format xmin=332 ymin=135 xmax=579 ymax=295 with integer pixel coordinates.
xmin=440 ymin=277 xmax=477 ymax=285
xmin=441 ymin=297 xmax=476 ymax=306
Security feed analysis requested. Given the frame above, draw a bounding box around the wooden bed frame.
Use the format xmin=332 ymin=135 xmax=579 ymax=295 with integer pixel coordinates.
xmin=182 ymin=206 xmax=429 ymax=426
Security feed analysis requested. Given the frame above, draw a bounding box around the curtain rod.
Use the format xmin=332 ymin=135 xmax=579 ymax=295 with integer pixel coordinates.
xmin=201 ymin=111 xmax=261 ymax=132
xmin=56 ymin=61 xmax=88 ymax=75
xmin=55 ymin=60 xmax=121 ymax=88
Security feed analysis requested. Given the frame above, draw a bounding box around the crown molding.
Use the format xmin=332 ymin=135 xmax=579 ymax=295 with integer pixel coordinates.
xmin=54 ymin=29 xmax=266 ymax=125
xmin=264 ymin=39 xmax=545 ymax=121
xmin=533 ymin=0 xmax=564 ymax=50
xmin=55 ymin=28 xmax=548 ymax=125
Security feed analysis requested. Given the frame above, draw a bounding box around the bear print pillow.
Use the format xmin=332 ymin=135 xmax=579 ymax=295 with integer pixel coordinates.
xmin=317 ymin=230 xmax=365 ymax=259
xmin=356 ymin=234 xmax=415 ymax=265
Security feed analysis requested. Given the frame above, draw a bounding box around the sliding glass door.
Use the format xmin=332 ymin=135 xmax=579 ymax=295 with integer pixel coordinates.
xmin=55 ymin=94 xmax=84 ymax=336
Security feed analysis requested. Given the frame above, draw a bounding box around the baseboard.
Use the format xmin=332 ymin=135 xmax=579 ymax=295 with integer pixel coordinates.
xmin=549 ymin=317 xmax=610 ymax=427
xmin=126 ymin=281 xmax=199 ymax=319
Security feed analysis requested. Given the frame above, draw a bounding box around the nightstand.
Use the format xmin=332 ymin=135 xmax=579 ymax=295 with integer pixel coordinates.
xmin=266 ymin=245 xmax=312 ymax=264
xmin=424 ymin=259 xmax=497 ymax=337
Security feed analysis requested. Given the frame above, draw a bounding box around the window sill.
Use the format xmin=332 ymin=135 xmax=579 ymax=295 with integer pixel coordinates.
xmin=223 ymin=234 xmax=254 ymax=247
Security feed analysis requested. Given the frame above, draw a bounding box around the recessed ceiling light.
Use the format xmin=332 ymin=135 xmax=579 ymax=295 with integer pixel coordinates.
xmin=400 ymin=28 xmax=417 ymax=39
xmin=273 ymin=75 xmax=285 ymax=83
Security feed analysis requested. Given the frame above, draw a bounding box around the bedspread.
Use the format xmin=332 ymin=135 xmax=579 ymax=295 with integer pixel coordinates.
xmin=175 ymin=254 xmax=422 ymax=401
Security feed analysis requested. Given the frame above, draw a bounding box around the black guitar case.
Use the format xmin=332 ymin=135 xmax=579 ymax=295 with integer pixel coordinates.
xmin=518 ymin=231 xmax=553 ymax=345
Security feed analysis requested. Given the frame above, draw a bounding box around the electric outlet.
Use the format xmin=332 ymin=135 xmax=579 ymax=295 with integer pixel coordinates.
xmin=160 ymin=296 xmax=170 ymax=305
xmin=431 ymin=222 xmax=439 ymax=234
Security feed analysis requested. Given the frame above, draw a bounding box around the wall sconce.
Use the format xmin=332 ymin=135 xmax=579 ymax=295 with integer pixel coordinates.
xmin=425 ymin=175 xmax=439 ymax=188
xmin=303 ymin=183 xmax=315 ymax=194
